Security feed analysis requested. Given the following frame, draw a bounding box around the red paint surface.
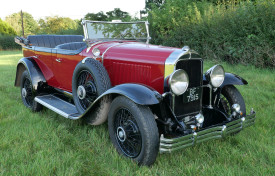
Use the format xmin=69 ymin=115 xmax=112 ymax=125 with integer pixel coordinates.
xmin=52 ymin=53 xmax=83 ymax=91
xmin=23 ymin=41 xmax=177 ymax=94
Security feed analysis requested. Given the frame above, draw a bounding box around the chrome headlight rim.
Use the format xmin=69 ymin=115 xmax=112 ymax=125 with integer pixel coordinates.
xmin=207 ymin=65 xmax=225 ymax=88
xmin=92 ymin=48 xmax=101 ymax=57
xmin=168 ymin=69 xmax=189 ymax=96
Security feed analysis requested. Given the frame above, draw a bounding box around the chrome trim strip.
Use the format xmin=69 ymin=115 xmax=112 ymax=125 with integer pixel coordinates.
xmin=63 ymin=91 xmax=73 ymax=98
xmin=102 ymin=43 xmax=123 ymax=63
xmin=82 ymin=20 xmax=148 ymax=24
xmin=159 ymin=110 xmax=256 ymax=153
xmin=164 ymin=47 xmax=201 ymax=78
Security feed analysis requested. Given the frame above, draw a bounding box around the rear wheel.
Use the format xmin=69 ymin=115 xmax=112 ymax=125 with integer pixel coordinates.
xmin=20 ymin=70 xmax=42 ymax=112
xmin=108 ymin=96 xmax=159 ymax=166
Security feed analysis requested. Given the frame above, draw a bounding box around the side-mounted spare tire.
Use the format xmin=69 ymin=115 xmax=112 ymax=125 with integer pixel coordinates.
xmin=72 ymin=58 xmax=111 ymax=125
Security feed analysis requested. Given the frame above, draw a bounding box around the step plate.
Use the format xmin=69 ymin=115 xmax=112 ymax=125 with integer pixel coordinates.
xmin=35 ymin=95 xmax=80 ymax=119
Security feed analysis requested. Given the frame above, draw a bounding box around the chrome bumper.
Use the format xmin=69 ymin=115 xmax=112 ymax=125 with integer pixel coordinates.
xmin=159 ymin=110 xmax=256 ymax=153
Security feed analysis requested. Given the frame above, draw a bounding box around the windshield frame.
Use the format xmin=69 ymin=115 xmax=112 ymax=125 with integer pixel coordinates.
xmin=82 ymin=20 xmax=151 ymax=44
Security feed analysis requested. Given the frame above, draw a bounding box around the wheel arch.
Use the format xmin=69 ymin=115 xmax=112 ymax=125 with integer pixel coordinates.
xmin=14 ymin=57 xmax=46 ymax=91
xmin=102 ymin=83 xmax=162 ymax=105
xmin=78 ymin=83 xmax=162 ymax=119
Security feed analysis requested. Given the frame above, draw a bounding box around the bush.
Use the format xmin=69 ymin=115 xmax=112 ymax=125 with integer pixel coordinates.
xmin=149 ymin=0 xmax=275 ymax=68
xmin=0 ymin=35 xmax=21 ymax=50
xmin=0 ymin=19 xmax=17 ymax=36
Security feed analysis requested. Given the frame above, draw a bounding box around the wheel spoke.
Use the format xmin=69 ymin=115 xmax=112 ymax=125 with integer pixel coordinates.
xmin=114 ymin=108 xmax=142 ymax=158
xmin=76 ymin=70 xmax=98 ymax=111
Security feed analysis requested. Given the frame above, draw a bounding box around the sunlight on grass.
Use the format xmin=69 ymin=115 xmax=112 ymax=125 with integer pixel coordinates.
xmin=0 ymin=50 xmax=274 ymax=175
xmin=0 ymin=51 xmax=21 ymax=66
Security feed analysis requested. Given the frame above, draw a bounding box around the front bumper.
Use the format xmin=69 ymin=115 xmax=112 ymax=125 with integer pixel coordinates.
xmin=159 ymin=109 xmax=256 ymax=153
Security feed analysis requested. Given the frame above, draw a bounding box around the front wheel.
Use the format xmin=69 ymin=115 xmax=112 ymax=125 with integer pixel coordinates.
xmin=108 ymin=96 xmax=159 ymax=166
xmin=218 ymin=85 xmax=246 ymax=117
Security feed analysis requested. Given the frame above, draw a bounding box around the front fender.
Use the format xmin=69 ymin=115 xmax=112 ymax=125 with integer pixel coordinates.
xmin=14 ymin=57 xmax=46 ymax=91
xmin=203 ymin=72 xmax=248 ymax=88
xmin=101 ymin=83 xmax=161 ymax=105
xmin=72 ymin=84 xmax=162 ymax=120
xmin=221 ymin=73 xmax=248 ymax=88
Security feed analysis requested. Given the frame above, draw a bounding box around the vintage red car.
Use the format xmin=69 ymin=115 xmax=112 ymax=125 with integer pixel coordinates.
xmin=15 ymin=20 xmax=256 ymax=166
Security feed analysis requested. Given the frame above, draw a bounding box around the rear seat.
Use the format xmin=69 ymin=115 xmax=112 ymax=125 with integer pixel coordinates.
xmin=55 ymin=42 xmax=87 ymax=50
xmin=27 ymin=35 xmax=84 ymax=48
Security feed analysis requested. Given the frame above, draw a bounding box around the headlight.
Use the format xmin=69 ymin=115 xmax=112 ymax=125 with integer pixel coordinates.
xmin=169 ymin=69 xmax=189 ymax=95
xmin=206 ymin=65 xmax=225 ymax=87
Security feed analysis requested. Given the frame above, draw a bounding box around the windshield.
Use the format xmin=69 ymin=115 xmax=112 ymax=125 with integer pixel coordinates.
xmin=82 ymin=20 xmax=150 ymax=43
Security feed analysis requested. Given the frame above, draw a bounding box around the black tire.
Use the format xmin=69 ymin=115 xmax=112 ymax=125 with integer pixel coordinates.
xmin=72 ymin=58 xmax=111 ymax=125
xmin=108 ymin=96 xmax=159 ymax=166
xmin=20 ymin=70 xmax=43 ymax=112
xmin=219 ymin=85 xmax=246 ymax=117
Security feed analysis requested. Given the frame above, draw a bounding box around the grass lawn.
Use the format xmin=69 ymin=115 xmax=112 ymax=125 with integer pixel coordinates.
xmin=0 ymin=50 xmax=274 ymax=175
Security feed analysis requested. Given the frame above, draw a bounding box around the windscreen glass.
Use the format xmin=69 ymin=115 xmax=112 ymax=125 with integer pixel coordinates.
xmin=85 ymin=22 xmax=148 ymax=42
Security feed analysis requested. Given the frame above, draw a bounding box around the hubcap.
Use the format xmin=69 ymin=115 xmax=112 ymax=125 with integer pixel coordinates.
xmin=22 ymin=88 xmax=27 ymax=98
xmin=117 ymin=126 xmax=126 ymax=142
xmin=77 ymin=85 xmax=86 ymax=100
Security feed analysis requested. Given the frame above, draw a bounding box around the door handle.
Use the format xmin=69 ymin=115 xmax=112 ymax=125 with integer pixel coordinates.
xmin=56 ymin=58 xmax=62 ymax=62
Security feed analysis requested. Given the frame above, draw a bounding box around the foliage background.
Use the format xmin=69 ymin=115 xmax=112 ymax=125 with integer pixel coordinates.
xmin=148 ymin=0 xmax=275 ymax=68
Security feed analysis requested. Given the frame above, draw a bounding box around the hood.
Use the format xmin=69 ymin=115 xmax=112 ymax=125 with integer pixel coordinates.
xmin=89 ymin=41 xmax=181 ymax=94
xmin=96 ymin=41 xmax=178 ymax=64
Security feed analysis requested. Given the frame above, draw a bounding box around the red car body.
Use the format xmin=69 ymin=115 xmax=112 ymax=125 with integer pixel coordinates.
xmin=23 ymin=41 xmax=175 ymax=94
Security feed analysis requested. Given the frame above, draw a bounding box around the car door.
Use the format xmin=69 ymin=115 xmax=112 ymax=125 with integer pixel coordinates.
xmin=52 ymin=49 xmax=84 ymax=92
xmin=34 ymin=48 xmax=60 ymax=88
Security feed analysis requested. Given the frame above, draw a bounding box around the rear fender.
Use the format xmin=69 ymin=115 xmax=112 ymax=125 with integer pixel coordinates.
xmin=14 ymin=57 xmax=46 ymax=91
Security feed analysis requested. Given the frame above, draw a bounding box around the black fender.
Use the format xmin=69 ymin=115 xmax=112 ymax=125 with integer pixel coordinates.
xmin=101 ymin=83 xmax=161 ymax=105
xmin=203 ymin=72 xmax=248 ymax=88
xmin=75 ymin=83 xmax=162 ymax=119
xmin=14 ymin=57 xmax=46 ymax=91
xmin=220 ymin=73 xmax=248 ymax=88
xmin=203 ymin=72 xmax=248 ymax=107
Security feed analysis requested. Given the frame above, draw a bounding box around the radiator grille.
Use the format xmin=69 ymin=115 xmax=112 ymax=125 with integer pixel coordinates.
xmin=174 ymin=59 xmax=203 ymax=117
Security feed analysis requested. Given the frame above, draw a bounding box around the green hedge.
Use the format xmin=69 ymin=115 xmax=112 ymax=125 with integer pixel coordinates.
xmin=0 ymin=35 xmax=21 ymax=50
xmin=149 ymin=0 xmax=275 ymax=68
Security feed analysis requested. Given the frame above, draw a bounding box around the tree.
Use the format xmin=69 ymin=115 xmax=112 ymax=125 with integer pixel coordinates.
xmin=0 ymin=19 xmax=17 ymax=36
xmin=84 ymin=8 xmax=132 ymax=22
xmin=5 ymin=12 xmax=38 ymax=36
xmin=85 ymin=11 xmax=108 ymax=21
xmin=38 ymin=16 xmax=78 ymax=34
xmin=145 ymin=0 xmax=165 ymax=11
xmin=106 ymin=8 xmax=131 ymax=21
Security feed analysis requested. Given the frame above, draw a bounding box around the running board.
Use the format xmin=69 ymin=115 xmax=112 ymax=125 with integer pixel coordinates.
xmin=35 ymin=95 xmax=81 ymax=120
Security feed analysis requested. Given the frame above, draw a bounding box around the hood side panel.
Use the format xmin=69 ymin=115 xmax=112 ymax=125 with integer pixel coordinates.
xmin=102 ymin=42 xmax=176 ymax=94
